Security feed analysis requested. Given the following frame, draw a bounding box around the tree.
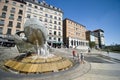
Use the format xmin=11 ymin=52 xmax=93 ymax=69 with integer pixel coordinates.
xmin=89 ymin=41 xmax=96 ymax=48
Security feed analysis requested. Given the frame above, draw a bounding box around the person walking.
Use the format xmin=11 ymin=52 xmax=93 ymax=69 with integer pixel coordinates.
xmin=88 ymin=48 xmax=91 ymax=54
xmin=72 ymin=50 xmax=76 ymax=60
xmin=80 ymin=53 xmax=85 ymax=64
xmin=77 ymin=53 xmax=81 ymax=63
xmin=107 ymin=49 xmax=110 ymax=56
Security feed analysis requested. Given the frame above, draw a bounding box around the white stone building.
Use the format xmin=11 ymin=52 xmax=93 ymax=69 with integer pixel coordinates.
xmin=25 ymin=0 xmax=63 ymax=48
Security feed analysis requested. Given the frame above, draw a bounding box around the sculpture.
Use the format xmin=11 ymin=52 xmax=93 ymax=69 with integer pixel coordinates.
xmin=14 ymin=18 xmax=49 ymax=57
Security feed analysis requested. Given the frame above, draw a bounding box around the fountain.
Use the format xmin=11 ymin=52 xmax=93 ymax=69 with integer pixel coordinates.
xmin=4 ymin=18 xmax=73 ymax=74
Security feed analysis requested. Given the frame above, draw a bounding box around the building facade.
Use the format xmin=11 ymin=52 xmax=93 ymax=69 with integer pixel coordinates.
xmin=86 ymin=30 xmax=95 ymax=42
xmin=0 ymin=0 xmax=63 ymax=48
xmin=93 ymin=29 xmax=105 ymax=49
xmin=25 ymin=0 xmax=63 ymax=48
xmin=63 ymin=18 xmax=89 ymax=51
xmin=0 ymin=0 xmax=26 ymax=37
xmin=86 ymin=30 xmax=99 ymax=48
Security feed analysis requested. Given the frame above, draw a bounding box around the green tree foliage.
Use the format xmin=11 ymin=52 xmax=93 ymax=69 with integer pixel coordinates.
xmin=89 ymin=41 xmax=96 ymax=48
xmin=105 ymin=44 xmax=120 ymax=52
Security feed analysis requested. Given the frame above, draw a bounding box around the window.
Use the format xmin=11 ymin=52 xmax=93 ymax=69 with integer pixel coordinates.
xmin=16 ymin=30 xmax=20 ymax=33
xmin=0 ymin=20 xmax=4 ymax=26
xmin=49 ymin=20 xmax=52 ymax=23
xmin=49 ymin=37 xmax=51 ymax=40
xmin=18 ymin=10 xmax=23 ymax=15
xmin=0 ymin=27 xmax=3 ymax=34
xmin=49 ymin=30 xmax=52 ymax=35
xmin=27 ymin=8 xmax=31 ymax=12
xmin=7 ymin=28 xmax=11 ymax=34
xmin=8 ymin=21 xmax=13 ymax=27
xmin=34 ymin=15 xmax=36 ymax=18
xmin=34 ymin=10 xmax=37 ymax=13
xmin=54 ymin=26 xmax=57 ymax=29
xmin=54 ymin=31 xmax=56 ymax=35
xmin=58 ymin=38 xmax=61 ymax=42
xmin=49 ymin=25 xmax=52 ymax=29
xmin=5 ymin=0 xmax=9 ymax=3
xmin=2 ymin=6 xmax=7 ymax=11
xmin=9 ymin=14 xmax=14 ymax=20
xmin=58 ymin=22 xmax=61 ymax=25
xmin=39 ymin=17 xmax=42 ymax=21
xmin=16 ymin=22 xmax=21 ymax=28
xmin=17 ymin=16 xmax=22 ymax=21
xmin=71 ymin=40 xmax=73 ymax=46
xmin=58 ymin=32 xmax=61 ymax=36
xmin=54 ymin=37 xmax=56 ymax=40
xmin=59 ymin=17 xmax=61 ymax=20
xmin=54 ymin=12 xmax=57 ymax=15
xmin=10 ymin=7 xmax=15 ymax=13
xmin=54 ymin=16 xmax=57 ymax=19
xmin=40 ymin=7 xmax=43 ymax=10
xmin=12 ymin=2 xmax=16 ymax=6
xmin=50 ymin=15 xmax=52 ymax=18
xmin=54 ymin=21 xmax=57 ymax=24
xmin=28 ymin=4 xmax=32 ymax=7
xmin=1 ymin=12 xmax=6 ymax=18
xmin=58 ymin=26 xmax=61 ymax=30
xmin=45 ymin=18 xmax=47 ymax=22
xmin=27 ymin=14 xmax=30 ymax=18
xmin=20 ymin=4 xmax=24 ymax=8
xmin=35 ymin=6 xmax=38 ymax=9
xmin=45 ymin=14 xmax=48 ymax=17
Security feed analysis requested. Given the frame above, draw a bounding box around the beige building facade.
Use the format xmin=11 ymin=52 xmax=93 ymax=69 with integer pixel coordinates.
xmin=0 ymin=0 xmax=26 ymax=37
xmin=63 ymin=18 xmax=89 ymax=51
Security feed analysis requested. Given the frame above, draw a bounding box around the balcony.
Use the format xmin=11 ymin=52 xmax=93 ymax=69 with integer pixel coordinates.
xmin=0 ymin=24 xmax=4 ymax=26
xmin=18 ymin=10 xmax=23 ymax=15
xmin=0 ymin=15 xmax=6 ymax=18
xmin=18 ymin=12 xmax=23 ymax=15
xmin=17 ymin=18 xmax=22 ymax=21
xmin=9 ymin=17 xmax=14 ymax=20
xmin=8 ymin=25 xmax=13 ymax=27
xmin=16 ymin=26 xmax=20 ymax=28
xmin=2 ymin=8 xmax=7 ymax=11
xmin=10 ymin=10 xmax=15 ymax=13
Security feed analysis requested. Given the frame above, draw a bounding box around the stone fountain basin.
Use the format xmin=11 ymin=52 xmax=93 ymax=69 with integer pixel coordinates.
xmin=4 ymin=54 xmax=73 ymax=74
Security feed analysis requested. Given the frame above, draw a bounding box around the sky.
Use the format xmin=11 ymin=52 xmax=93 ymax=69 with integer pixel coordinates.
xmin=38 ymin=0 xmax=120 ymax=45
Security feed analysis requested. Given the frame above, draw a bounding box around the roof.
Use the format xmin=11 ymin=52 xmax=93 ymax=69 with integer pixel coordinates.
xmin=93 ymin=29 xmax=104 ymax=32
xmin=13 ymin=0 xmax=26 ymax=4
xmin=63 ymin=18 xmax=86 ymax=28
xmin=25 ymin=0 xmax=63 ymax=13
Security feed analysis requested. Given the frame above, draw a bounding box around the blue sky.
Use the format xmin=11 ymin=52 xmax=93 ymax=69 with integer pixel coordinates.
xmin=39 ymin=0 xmax=120 ymax=45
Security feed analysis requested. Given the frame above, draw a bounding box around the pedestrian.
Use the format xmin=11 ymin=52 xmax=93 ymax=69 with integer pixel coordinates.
xmin=72 ymin=50 xmax=76 ymax=60
xmin=107 ymin=49 xmax=109 ymax=55
xmin=88 ymin=49 xmax=91 ymax=53
xmin=80 ymin=53 xmax=85 ymax=64
xmin=77 ymin=53 xmax=80 ymax=63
